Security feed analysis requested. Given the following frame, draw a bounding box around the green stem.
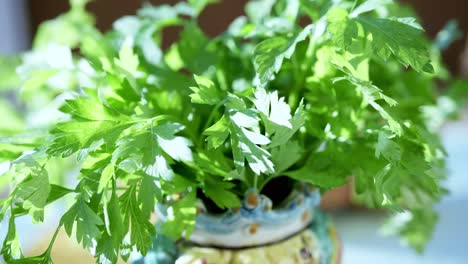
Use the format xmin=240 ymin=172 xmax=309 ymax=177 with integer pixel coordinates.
xmin=139 ymin=115 xmax=171 ymax=125
xmin=253 ymin=174 xmax=259 ymax=189
xmin=45 ymin=223 xmax=63 ymax=255
xmin=351 ymin=0 xmax=359 ymax=11
xmin=291 ymin=55 xmax=301 ymax=87
xmin=202 ymin=101 xmax=224 ymax=132
xmin=258 ymin=174 xmax=277 ymax=191
xmin=289 ymin=37 xmax=317 ymax=108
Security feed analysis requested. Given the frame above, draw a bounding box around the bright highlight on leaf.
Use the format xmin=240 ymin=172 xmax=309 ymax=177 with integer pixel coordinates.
xmin=190 ymin=74 xmax=223 ymax=105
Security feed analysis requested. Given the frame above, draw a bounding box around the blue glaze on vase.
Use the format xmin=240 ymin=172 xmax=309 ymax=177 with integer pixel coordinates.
xmin=134 ymin=187 xmax=339 ymax=264
xmin=191 ymin=188 xmax=320 ymax=235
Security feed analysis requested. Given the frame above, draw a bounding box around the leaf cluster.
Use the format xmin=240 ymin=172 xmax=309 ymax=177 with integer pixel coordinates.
xmin=1 ymin=0 xmax=467 ymax=262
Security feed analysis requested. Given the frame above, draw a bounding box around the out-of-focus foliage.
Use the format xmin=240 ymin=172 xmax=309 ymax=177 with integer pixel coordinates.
xmin=0 ymin=56 xmax=21 ymax=91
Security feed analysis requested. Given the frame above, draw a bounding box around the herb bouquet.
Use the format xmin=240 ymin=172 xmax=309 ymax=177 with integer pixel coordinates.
xmin=0 ymin=0 xmax=465 ymax=263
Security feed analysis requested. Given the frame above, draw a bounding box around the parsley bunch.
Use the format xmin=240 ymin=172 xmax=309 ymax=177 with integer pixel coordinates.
xmin=0 ymin=0 xmax=465 ymax=262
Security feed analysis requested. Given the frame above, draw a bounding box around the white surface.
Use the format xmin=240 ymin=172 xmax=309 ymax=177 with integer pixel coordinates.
xmin=334 ymin=111 xmax=468 ymax=264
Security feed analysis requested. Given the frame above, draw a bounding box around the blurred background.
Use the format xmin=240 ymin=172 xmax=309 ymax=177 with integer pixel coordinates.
xmin=1 ymin=0 xmax=467 ymax=263
xmin=3 ymin=0 xmax=468 ymax=73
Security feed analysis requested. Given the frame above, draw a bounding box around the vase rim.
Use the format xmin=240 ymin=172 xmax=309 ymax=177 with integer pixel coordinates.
xmin=157 ymin=186 xmax=321 ymax=248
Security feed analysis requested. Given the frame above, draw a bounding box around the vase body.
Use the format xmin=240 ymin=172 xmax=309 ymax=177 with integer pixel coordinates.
xmin=134 ymin=187 xmax=340 ymax=264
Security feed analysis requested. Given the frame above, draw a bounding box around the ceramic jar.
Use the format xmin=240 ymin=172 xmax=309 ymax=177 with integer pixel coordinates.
xmin=134 ymin=187 xmax=340 ymax=264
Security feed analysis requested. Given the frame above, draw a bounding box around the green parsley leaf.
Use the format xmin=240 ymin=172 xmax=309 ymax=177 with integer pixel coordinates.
xmin=271 ymin=140 xmax=303 ymax=173
xmin=268 ymin=101 xmax=305 ymax=148
xmin=375 ymin=131 xmax=401 ymax=162
xmin=327 ymin=7 xmax=433 ymax=73
xmin=190 ymin=75 xmax=224 ymax=105
xmin=61 ymin=197 xmax=104 ymax=249
xmin=1 ymin=216 xmax=23 ymax=262
xmin=177 ymin=23 xmax=218 ymax=74
xmin=253 ymin=87 xmax=292 ymax=129
xmin=112 ymin=125 xmax=185 ymax=182
xmin=204 ymin=115 xmax=230 ymax=149
xmin=253 ymin=25 xmax=312 ymax=86
xmin=120 ymin=186 xmax=155 ymax=255
xmin=97 ymin=164 xmax=114 ymax=193
xmin=114 ymin=39 xmax=139 ymax=76
xmin=15 ymin=168 xmax=51 ymax=222
xmin=203 ymin=177 xmax=241 ymax=209
xmin=194 ymin=150 xmax=232 ymax=177
xmin=226 ymin=95 xmax=274 ymax=174
xmin=335 ymin=75 xmax=402 ymax=135
xmin=96 ymin=187 xmax=125 ymax=264
xmin=160 ymin=190 xmax=197 ymax=240
xmin=48 ymin=97 xmax=132 ymax=157
xmin=154 ymin=123 xmax=193 ymax=162
xmin=285 ymin=148 xmax=348 ymax=189
xmin=383 ymin=208 xmax=438 ymax=253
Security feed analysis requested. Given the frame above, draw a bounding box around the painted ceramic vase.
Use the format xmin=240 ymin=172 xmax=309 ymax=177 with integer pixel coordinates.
xmin=134 ymin=186 xmax=340 ymax=264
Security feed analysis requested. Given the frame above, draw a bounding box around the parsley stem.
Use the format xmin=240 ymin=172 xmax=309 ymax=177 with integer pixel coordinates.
xmin=137 ymin=115 xmax=171 ymax=124
xmin=258 ymin=174 xmax=277 ymax=191
xmin=202 ymin=100 xmax=224 ymax=132
xmin=45 ymin=222 xmax=63 ymax=255
xmin=351 ymin=0 xmax=359 ymax=11
xmin=253 ymin=174 xmax=258 ymax=189
xmin=289 ymin=37 xmax=316 ymax=108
